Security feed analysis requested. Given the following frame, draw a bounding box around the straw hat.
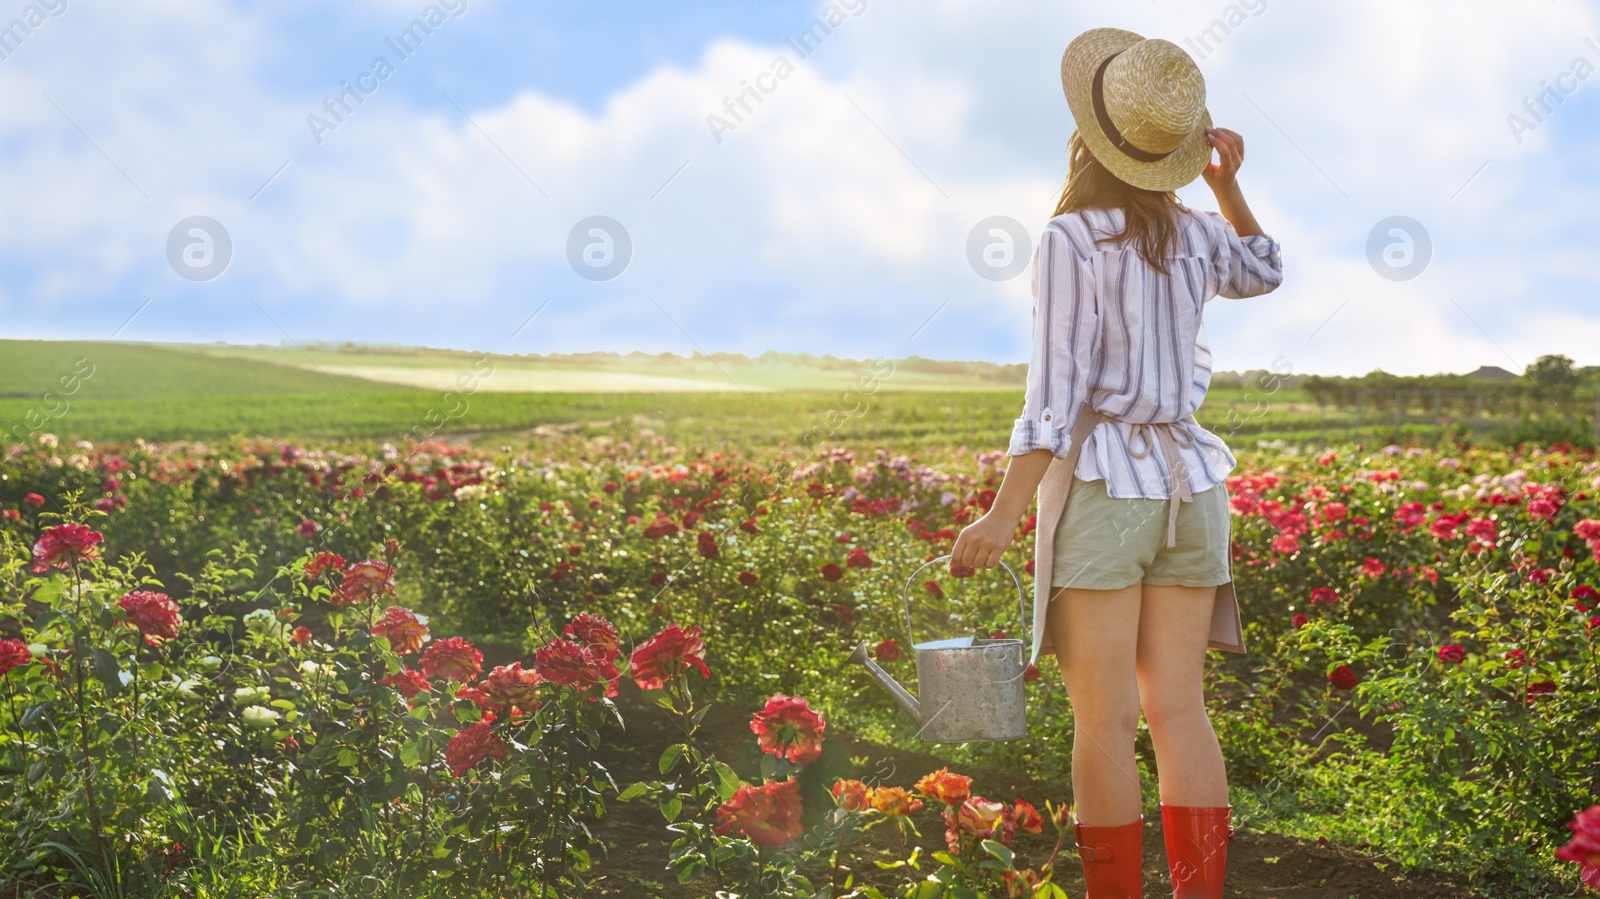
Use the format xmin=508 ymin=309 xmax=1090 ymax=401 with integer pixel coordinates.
xmin=1061 ymin=28 xmax=1213 ymax=192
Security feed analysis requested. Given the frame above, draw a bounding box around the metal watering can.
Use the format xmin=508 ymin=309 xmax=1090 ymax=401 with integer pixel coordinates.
xmin=846 ymin=555 xmax=1030 ymax=743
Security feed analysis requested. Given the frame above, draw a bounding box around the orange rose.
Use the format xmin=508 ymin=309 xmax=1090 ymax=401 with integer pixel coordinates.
xmin=915 ymin=767 xmax=972 ymax=806
xmin=714 ymin=779 xmax=804 ymax=847
xmin=831 ymin=779 xmax=870 ymax=812
xmin=749 ymin=694 xmax=826 ymax=765
xmin=869 ymin=785 xmax=924 ymax=817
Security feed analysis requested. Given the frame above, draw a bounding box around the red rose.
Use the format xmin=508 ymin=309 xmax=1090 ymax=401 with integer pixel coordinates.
xmin=1010 ymin=799 xmax=1045 ymax=834
xmin=1328 ymin=664 xmax=1358 ymax=690
xmin=714 ymin=779 xmax=804 ymax=847
xmin=629 ymin=624 xmax=710 ymax=691
xmin=737 ymin=571 xmax=758 ymax=587
xmin=1437 ymin=645 xmax=1465 ymax=664
xmin=297 ymin=519 xmax=320 ymax=538
xmin=31 ymin=523 xmax=103 ymax=573
xmin=845 ymin=548 xmax=873 ymax=569
xmin=874 ymin=639 xmax=900 ymax=662
xmin=1556 ymin=806 xmax=1600 ymax=888
xmin=1022 ymin=664 xmax=1041 ymax=681
xmin=420 ymin=636 xmax=483 ymax=683
xmin=923 ymin=580 xmax=944 ymax=600
xmin=23 ymin=493 xmax=45 ymax=507
xmin=563 ymin=613 xmax=621 ymax=662
xmin=304 ymin=551 xmax=345 ymax=580
xmin=1528 ymin=498 xmax=1558 ymax=521
xmin=445 ymin=720 xmax=507 ymax=778
xmin=372 ymin=606 xmax=430 ymax=654
xmin=1309 ymin=587 xmax=1339 ymax=605
xmin=642 ymin=517 xmax=680 ymax=540
xmin=739 ymin=517 xmax=759 ymax=535
xmin=1291 ymin=613 xmax=1309 ymax=629
xmin=482 ymin=662 xmax=544 ymax=715
xmin=0 ymin=639 xmax=33 ymax=676
xmin=697 ymin=531 xmax=720 ymax=559
xmin=649 ymin=570 xmax=669 ymax=587
xmin=378 ymin=668 xmax=431 ymax=699
xmin=335 ymin=558 xmax=396 ymax=605
xmin=820 ymin=563 xmax=844 ymax=582
xmin=292 ymin=625 xmax=312 ymax=643
xmin=951 ymin=796 xmax=1012 ymax=850
xmin=118 ymin=591 xmax=182 ymax=647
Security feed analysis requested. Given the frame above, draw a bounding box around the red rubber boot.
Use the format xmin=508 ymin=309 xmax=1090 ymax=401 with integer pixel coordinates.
xmin=1160 ymin=803 xmax=1234 ymax=898
xmin=1073 ymin=816 xmax=1143 ymax=899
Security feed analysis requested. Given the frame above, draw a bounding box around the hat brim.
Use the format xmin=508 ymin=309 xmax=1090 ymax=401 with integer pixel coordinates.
xmin=1060 ymin=28 xmax=1212 ymax=193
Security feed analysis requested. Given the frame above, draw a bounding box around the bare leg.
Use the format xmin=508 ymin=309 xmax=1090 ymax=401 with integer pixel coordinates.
xmin=1134 ymin=583 xmax=1228 ymax=807
xmin=1047 ymin=582 xmax=1145 ymax=826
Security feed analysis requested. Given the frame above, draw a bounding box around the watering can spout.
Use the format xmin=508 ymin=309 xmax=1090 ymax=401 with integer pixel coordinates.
xmin=846 ymin=640 xmax=922 ymax=725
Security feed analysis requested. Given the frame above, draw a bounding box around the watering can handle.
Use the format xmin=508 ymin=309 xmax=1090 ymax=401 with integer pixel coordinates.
xmin=902 ymin=554 xmax=1028 ymax=650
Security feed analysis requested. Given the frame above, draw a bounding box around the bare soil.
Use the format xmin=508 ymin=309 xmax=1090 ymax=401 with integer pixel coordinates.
xmin=580 ymin=680 xmax=1496 ymax=899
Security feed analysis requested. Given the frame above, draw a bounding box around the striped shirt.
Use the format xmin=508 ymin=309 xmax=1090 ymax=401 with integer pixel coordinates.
xmin=1007 ymin=205 xmax=1284 ymax=499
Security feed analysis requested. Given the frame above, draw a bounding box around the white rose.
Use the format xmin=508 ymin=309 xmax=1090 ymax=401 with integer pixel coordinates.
xmin=243 ymin=608 xmax=288 ymax=642
xmin=232 ymin=686 xmax=271 ymax=706
xmin=241 ymin=706 xmax=280 ymax=729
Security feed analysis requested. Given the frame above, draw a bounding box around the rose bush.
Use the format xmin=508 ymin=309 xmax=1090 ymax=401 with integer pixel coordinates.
xmin=2 ymin=431 xmax=1597 ymax=892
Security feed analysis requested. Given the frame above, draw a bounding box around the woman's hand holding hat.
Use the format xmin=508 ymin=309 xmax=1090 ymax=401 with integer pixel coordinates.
xmin=1202 ymin=128 xmax=1244 ymax=191
xmin=1202 ymin=126 xmax=1265 ymax=237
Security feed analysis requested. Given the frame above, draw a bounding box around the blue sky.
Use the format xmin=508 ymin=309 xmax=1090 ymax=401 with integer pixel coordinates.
xmin=2 ymin=0 xmax=1599 ymax=376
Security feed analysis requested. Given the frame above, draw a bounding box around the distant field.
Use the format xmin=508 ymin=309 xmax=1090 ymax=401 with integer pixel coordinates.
xmin=0 ymin=339 xmax=1577 ymax=449
xmin=177 ymin=343 xmax=1026 ymax=393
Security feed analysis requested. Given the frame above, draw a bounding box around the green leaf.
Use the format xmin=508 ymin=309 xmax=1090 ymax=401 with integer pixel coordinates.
xmin=659 ymin=794 xmax=683 ymax=823
xmin=659 ymin=743 xmax=685 ymax=775
xmin=91 ymin=648 xmax=123 ymax=698
xmin=617 ymin=782 xmax=652 ymax=802
xmin=712 ymin=761 xmax=742 ymax=801
xmin=980 ymin=839 xmax=1013 ymax=866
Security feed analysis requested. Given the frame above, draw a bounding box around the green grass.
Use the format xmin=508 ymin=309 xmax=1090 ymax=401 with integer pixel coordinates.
xmin=4 ymin=340 xmax=1592 ymax=449
xmin=0 ymin=340 xmax=401 ymax=398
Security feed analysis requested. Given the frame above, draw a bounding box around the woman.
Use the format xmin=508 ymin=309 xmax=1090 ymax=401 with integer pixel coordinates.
xmin=950 ymin=29 xmax=1283 ymax=899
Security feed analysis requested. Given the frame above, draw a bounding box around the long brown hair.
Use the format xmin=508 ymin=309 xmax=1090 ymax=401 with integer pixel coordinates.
xmin=1052 ymin=131 xmax=1187 ymax=275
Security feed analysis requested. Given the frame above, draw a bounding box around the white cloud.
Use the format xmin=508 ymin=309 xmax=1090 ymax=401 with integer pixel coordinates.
xmin=0 ymin=0 xmax=1598 ymax=376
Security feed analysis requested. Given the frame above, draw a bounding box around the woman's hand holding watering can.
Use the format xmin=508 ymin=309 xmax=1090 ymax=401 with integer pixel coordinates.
xmin=951 ymin=512 xmax=1017 ymax=571
xmin=952 ymin=448 xmax=1055 ymax=571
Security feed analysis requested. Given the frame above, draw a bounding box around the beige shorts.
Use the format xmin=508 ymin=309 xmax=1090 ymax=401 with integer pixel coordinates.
xmin=1050 ymin=475 xmax=1232 ymax=590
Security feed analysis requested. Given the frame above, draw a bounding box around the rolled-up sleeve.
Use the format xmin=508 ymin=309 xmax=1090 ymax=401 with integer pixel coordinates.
xmin=1007 ymin=224 xmax=1099 ymax=459
xmin=1203 ymin=210 xmax=1283 ymax=299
